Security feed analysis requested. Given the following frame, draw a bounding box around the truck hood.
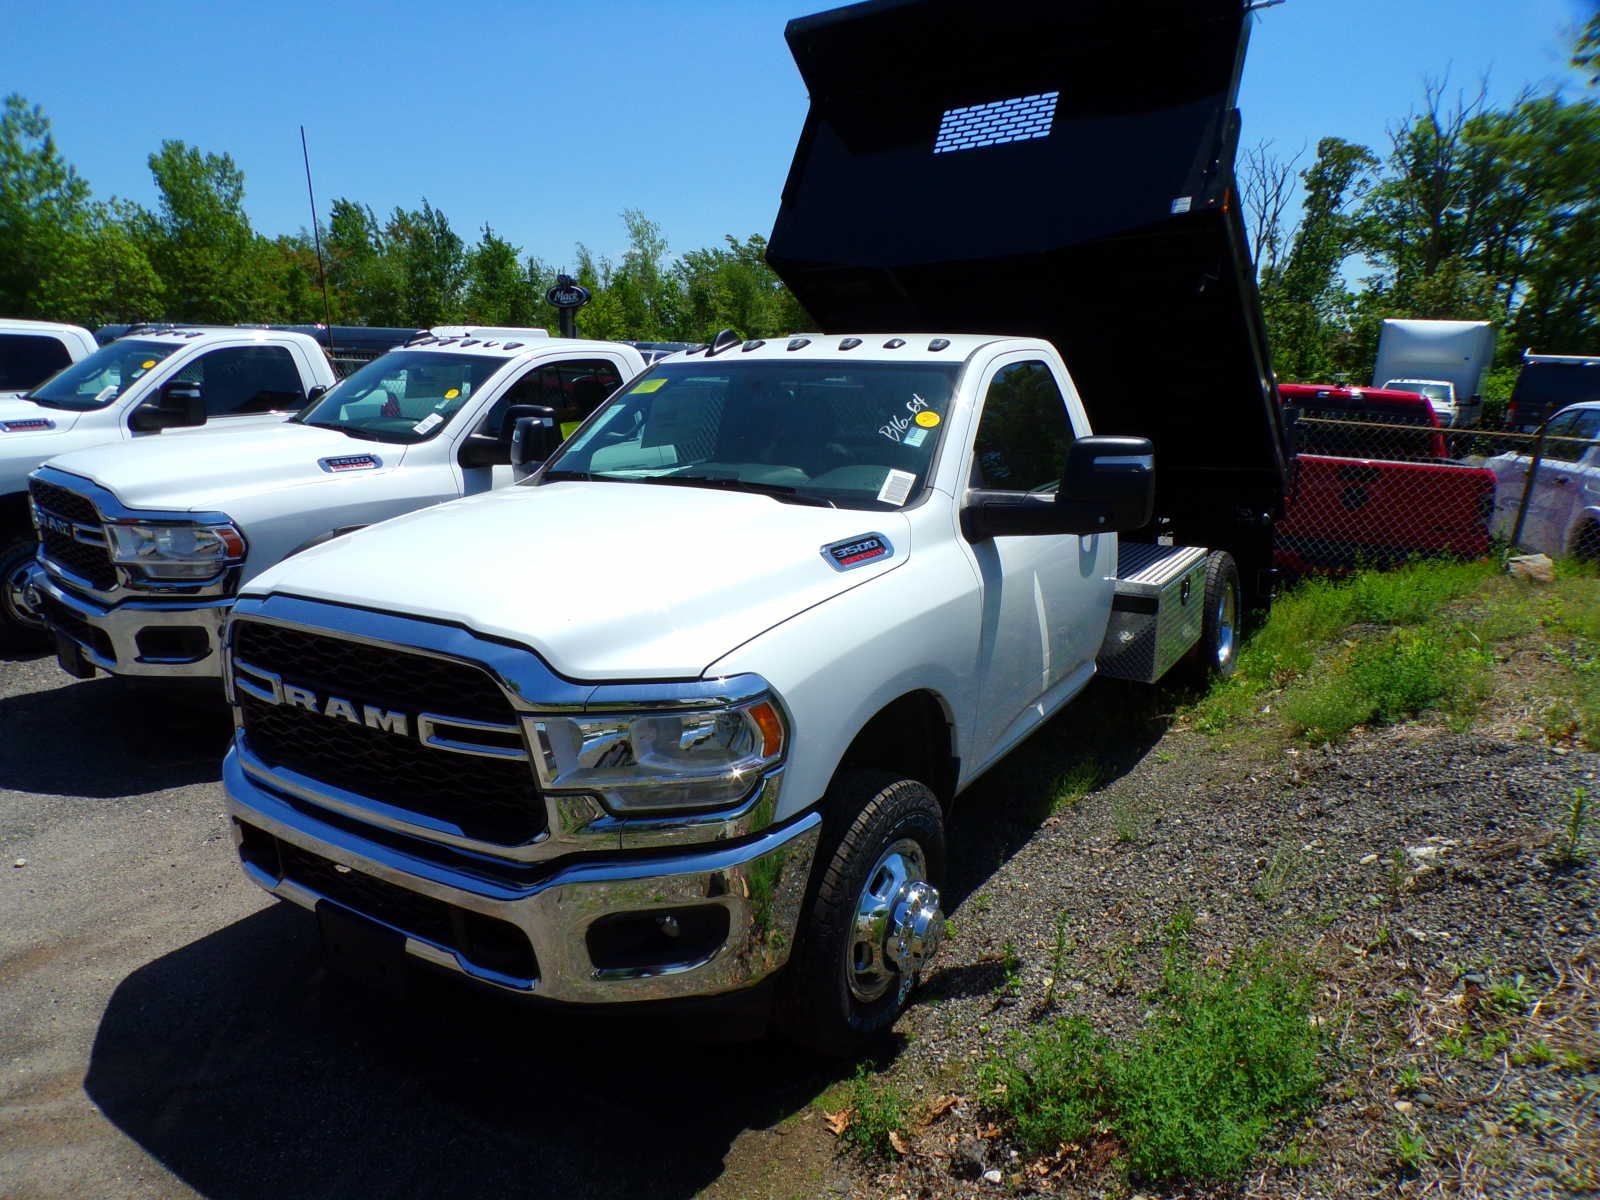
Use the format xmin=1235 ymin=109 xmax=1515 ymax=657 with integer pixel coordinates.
xmin=248 ymin=480 xmax=912 ymax=680
xmin=0 ymin=396 xmax=83 ymax=434
xmin=43 ymin=421 xmax=403 ymax=512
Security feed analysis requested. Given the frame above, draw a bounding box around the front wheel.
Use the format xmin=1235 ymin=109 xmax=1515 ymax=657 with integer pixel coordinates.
xmin=0 ymin=536 xmax=49 ymax=652
xmin=776 ymin=771 xmax=946 ymax=1056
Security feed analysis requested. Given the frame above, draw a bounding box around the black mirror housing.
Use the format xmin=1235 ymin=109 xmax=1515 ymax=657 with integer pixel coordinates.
xmin=130 ymin=380 xmax=206 ymax=432
xmin=962 ymin=435 xmax=1154 ymax=541
xmin=511 ymin=405 xmax=561 ymax=473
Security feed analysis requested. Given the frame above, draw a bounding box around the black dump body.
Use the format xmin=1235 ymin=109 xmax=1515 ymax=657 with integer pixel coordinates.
xmin=767 ymin=0 xmax=1286 ymax=570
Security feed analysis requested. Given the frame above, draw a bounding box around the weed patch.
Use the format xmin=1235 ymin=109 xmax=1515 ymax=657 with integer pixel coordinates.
xmin=978 ymin=940 xmax=1322 ymax=1183
xmin=831 ymin=1064 xmax=908 ymax=1159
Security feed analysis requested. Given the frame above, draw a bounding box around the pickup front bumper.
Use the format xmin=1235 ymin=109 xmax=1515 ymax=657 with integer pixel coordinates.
xmin=222 ymin=747 xmax=822 ymax=1005
xmin=25 ymin=563 xmax=229 ymax=678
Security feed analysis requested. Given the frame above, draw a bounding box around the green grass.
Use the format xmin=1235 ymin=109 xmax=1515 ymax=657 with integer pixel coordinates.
xmin=1190 ymin=556 xmax=1600 ymax=746
xmin=979 ymin=937 xmax=1322 ymax=1183
xmin=834 ymin=1063 xmax=908 ymax=1159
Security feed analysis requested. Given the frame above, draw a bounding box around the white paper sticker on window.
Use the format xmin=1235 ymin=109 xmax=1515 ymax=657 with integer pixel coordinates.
xmin=902 ymin=425 xmax=929 ymax=448
xmin=877 ymin=468 xmax=916 ymax=507
xmin=413 ymin=411 xmax=444 ymax=435
xmin=95 ymin=385 xmax=118 ymax=403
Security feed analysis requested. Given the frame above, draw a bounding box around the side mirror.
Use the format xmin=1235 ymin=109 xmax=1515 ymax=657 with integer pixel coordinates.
xmin=511 ymin=405 xmax=561 ymax=476
xmin=459 ymin=404 xmax=553 ymax=469
xmin=305 ymin=383 xmax=329 ymax=405
xmin=129 ymin=380 xmax=206 ymax=432
xmin=961 ymin=435 xmax=1154 ymax=541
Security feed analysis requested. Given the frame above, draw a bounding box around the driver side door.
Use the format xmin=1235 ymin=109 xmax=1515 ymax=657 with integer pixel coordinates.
xmin=963 ymin=356 xmax=1114 ymax=764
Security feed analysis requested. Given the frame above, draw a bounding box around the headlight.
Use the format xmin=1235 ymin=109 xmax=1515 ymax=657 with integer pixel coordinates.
xmin=106 ymin=521 xmax=246 ymax=580
xmin=530 ymin=697 xmax=786 ymax=814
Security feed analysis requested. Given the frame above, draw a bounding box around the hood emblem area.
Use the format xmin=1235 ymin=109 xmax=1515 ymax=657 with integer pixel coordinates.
xmin=319 ymin=454 xmax=383 ymax=473
xmin=821 ymin=532 xmax=893 ymax=572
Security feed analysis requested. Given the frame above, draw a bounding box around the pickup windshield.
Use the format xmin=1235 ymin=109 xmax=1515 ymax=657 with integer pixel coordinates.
xmin=292 ymin=351 xmax=508 ymax=444
xmin=543 ymin=359 xmax=961 ymax=510
xmin=26 ymin=340 xmax=179 ymax=411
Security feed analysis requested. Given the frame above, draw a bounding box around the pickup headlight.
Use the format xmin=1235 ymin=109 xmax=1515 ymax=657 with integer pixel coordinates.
xmin=106 ymin=521 xmax=247 ymax=580
xmin=530 ymin=697 xmax=786 ymax=814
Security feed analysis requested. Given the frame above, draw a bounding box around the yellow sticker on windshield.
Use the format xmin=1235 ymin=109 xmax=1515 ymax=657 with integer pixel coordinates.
xmin=140 ymin=359 xmax=156 ymax=369
xmin=628 ymin=378 xmax=667 ymax=394
xmin=914 ymin=410 xmax=940 ymax=428
xmin=444 ymin=387 xmax=460 ymax=399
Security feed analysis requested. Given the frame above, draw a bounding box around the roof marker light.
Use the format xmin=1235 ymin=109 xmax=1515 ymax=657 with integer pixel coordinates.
xmin=787 ymin=337 xmax=811 ymax=351
xmin=839 ymin=337 xmax=862 ymax=350
xmin=928 ymin=338 xmax=951 ymax=351
xmin=741 ymin=339 xmax=766 ymax=352
xmin=502 ymin=342 xmax=523 ymax=350
xmin=883 ymin=338 xmax=906 ymax=349
xmin=459 ymin=338 xmax=481 ymax=347
xmin=706 ymin=328 xmax=743 ymax=357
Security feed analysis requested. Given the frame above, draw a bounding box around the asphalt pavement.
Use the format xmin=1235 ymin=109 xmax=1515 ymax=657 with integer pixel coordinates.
xmin=0 ymin=648 xmax=837 ymax=1200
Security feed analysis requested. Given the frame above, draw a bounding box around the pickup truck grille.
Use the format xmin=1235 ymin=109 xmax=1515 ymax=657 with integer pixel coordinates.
xmin=28 ymin=478 xmax=118 ymax=591
xmin=233 ymin=620 xmax=547 ymax=846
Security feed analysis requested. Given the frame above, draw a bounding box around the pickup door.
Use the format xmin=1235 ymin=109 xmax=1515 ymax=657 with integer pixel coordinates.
xmin=962 ymin=355 xmax=1114 ymax=761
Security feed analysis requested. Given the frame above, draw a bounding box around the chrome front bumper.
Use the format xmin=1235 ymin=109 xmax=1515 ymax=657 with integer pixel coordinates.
xmin=26 ymin=563 xmax=230 ymax=679
xmin=222 ymin=748 xmax=821 ymax=1005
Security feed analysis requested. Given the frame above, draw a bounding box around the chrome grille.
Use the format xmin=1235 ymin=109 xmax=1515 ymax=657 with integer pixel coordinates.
xmin=233 ymin=620 xmax=547 ymax=846
xmin=29 ymin=478 xmax=117 ymax=591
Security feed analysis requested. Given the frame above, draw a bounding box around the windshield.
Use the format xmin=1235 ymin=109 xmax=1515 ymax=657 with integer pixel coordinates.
xmin=543 ymin=359 xmax=962 ymax=510
xmin=1387 ymin=380 xmax=1450 ymax=403
xmin=292 ymin=351 xmax=508 ymax=444
xmin=27 ymin=339 xmax=179 ymax=411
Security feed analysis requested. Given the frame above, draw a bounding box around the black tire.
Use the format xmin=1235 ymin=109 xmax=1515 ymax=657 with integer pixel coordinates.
xmin=1183 ymin=550 xmax=1241 ymax=684
xmin=776 ymin=771 xmax=946 ymax=1056
xmin=0 ymin=535 xmax=49 ymax=652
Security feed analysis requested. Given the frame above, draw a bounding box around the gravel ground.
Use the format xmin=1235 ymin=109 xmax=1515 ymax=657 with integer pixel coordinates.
xmin=829 ymin=709 xmax=1599 ymax=1199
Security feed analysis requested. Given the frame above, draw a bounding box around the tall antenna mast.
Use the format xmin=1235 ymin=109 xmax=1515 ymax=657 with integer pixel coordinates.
xmin=300 ymin=126 xmax=337 ymax=357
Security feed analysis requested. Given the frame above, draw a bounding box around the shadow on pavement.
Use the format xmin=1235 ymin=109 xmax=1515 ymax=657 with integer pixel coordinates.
xmin=86 ymin=903 xmax=847 ymax=1200
xmin=0 ymin=674 xmax=233 ymax=796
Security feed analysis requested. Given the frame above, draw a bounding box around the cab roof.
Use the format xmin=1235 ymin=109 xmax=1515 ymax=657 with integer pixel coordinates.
xmin=659 ymin=331 xmax=1016 ymax=366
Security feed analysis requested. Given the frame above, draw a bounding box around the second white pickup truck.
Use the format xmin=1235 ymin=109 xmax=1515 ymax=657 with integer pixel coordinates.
xmin=2 ymin=326 xmax=343 ymax=647
xmin=25 ymin=330 xmax=647 ymax=680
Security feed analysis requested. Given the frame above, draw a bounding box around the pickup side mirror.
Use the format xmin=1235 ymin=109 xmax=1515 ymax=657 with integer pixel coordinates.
xmin=129 ymin=380 xmax=206 ymax=432
xmin=510 ymin=406 xmax=561 ymax=476
xmin=961 ymin=435 xmax=1154 ymax=541
xmin=304 ymin=383 xmax=329 ymax=405
xmin=460 ymin=404 xmax=554 ymax=469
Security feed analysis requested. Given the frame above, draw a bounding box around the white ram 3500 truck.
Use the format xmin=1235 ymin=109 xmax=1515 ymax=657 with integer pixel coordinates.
xmin=218 ymin=0 xmax=1287 ymax=1053
xmin=1 ymin=326 xmax=342 ymax=646
xmin=25 ymin=330 xmax=646 ymax=680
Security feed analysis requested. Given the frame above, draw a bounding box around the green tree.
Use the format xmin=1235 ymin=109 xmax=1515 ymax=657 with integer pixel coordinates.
xmin=385 ymin=200 xmax=464 ymax=326
xmin=463 ymin=225 xmax=536 ymax=325
xmin=141 ymin=140 xmax=256 ymax=323
xmin=1259 ymin=137 xmax=1376 ymax=381
xmin=0 ymin=94 xmax=95 ymax=317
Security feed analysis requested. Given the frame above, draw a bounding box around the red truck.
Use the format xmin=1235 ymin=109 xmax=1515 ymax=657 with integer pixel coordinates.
xmin=1275 ymin=384 xmax=1494 ymax=573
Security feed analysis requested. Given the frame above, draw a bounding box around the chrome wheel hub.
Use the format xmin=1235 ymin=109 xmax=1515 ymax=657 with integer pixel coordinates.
xmin=1214 ymin=578 xmax=1237 ymax=668
xmin=3 ymin=559 xmax=44 ymax=630
xmin=847 ymin=838 xmax=943 ymax=1004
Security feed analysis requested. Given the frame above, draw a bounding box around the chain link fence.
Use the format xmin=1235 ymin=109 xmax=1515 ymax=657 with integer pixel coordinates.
xmin=1274 ymin=411 xmax=1596 ymax=575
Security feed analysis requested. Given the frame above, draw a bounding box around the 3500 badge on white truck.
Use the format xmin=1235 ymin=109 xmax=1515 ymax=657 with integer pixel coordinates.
xmin=217 ymin=0 xmax=1286 ymax=1053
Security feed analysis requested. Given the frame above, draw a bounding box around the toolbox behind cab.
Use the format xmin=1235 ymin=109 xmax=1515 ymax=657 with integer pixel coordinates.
xmin=768 ymin=0 xmax=1287 ymax=574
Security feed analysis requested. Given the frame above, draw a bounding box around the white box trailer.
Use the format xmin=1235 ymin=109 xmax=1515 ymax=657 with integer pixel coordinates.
xmin=1371 ymin=318 xmax=1496 ymax=428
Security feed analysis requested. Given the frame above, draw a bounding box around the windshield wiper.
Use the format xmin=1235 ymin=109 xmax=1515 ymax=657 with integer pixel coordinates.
xmin=301 ymin=420 xmax=406 ymax=444
xmin=541 ymin=469 xmax=599 ymax=482
xmin=645 ymin=474 xmax=835 ymax=507
xmin=22 ymin=394 xmax=69 ymax=410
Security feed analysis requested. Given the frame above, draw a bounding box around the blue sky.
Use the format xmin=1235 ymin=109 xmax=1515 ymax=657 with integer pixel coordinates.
xmin=11 ymin=0 xmax=1595 ymax=267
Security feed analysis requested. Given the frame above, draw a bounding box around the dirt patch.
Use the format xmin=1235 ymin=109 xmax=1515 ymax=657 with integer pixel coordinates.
xmin=814 ymin=718 xmax=1597 ymax=1198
